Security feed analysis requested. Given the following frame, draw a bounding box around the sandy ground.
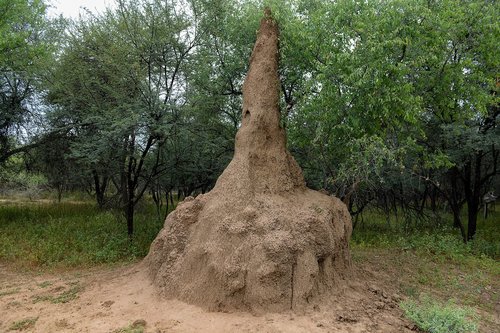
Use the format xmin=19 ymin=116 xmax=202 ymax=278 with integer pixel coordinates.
xmin=0 ymin=256 xmax=426 ymax=333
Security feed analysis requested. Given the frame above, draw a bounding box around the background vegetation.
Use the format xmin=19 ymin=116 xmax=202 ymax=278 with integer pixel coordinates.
xmin=1 ymin=0 xmax=498 ymax=240
xmin=1 ymin=0 xmax=498 ymax=331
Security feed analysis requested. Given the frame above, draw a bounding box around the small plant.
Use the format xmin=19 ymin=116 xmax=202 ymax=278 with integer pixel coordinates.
xmin=400 ymin=295 xmax=478 ymax=333
xmin=9 ymin=317 xmax=38 ymax=331
xmin=113 ymin=319 xmax=146 ymax=333
xmin=0 ymin=288 xmax=20 ymax=297
xmin=32 ymin=283 xmax=83 ymax=304
xmin=53 ymin=284 xmax=84 ymax=303
xmin=37 ymin=281 xmax=53 ymax=288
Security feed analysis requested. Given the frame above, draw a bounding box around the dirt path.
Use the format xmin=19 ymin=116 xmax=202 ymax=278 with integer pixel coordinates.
xmin=0 ymin=256 xmax=423 ymax=333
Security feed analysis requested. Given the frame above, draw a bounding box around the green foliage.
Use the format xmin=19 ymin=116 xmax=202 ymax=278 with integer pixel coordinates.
xmin=0 ymin=201 xmax=165 ymax=268
xmin=401 ymin=295 xmax=478 ymax=333
xmin=2 ymin=174 xmax=47 ymax=199
xmin=0 ymin=0 xmax=48 ymax=70
xmin=402 ymin=233 xmax=499 ymax=262
xmin=0 ymin=0 xmax=64 ymax=163
xmin=352 ymin=209 xmax=498 ymax=321
xmin=351 ymin=210 xmax=499 ymax=261
xmin=0 ymin=156 xmax=48 ymax=198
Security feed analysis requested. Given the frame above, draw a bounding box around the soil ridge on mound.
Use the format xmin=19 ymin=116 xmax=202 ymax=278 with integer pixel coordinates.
xmin=146 ymin=9 xmax=352 ymax=312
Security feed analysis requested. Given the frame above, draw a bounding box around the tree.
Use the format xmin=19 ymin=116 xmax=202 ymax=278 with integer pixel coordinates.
xmin=35 ymin=0 xmax=499 ymax=243
xmin=413 ymin=0 xmax=499 ymax=240
xmin=251 ymin=0 xmax=499 ymax=241
xmin=0 ymin=0 xmax=61 ymax=164
xmin=48 ymin=0 xmax=204 ymax=236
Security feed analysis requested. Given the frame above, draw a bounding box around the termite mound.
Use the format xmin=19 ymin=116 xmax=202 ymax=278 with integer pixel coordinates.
xmin=146 ymin=9 xmax=352 ymax=313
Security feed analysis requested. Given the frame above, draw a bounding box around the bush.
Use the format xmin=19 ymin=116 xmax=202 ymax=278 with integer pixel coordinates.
xmin=400 ymin=295 xmax=478 ymax=333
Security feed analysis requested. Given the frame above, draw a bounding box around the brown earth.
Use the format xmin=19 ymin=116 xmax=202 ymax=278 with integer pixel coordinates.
xmin=0 ymin=254 xmax=422 ymax=333
xmin=146 ymin=9 xmax=351 ymax=313
xmin=2 ymin=249 xmax=498 ymax=332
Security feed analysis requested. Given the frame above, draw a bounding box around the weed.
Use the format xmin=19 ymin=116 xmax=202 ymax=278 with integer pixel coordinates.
xmin=37 ymin=281 xmax=53 ymax=288
xmin=113 ymin=319 xmax=146 ymax=333
xmin=6 ymin=301 xmax=22 ymax=309
xmin=400 ymin=283 xmax=418 ymax=298
xmin=400 ymin=295 xmax=478 ymax=333
xmin=53 ymin=284 xmax=84 ymax=303
xmin=9 ymin=317 xmax=38 ymax=331
xmin=0 ymin=288 xmax=20 ymax=297
xmin=32 ymin=283 xmax=83 ymax=304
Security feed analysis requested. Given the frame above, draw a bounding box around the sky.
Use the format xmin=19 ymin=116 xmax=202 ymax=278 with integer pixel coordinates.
xmin=48 ymin=0 xmax=115 ymax=19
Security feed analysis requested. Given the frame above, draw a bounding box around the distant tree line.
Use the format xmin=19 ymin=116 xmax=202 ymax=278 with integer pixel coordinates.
xmin=1 ymin=0 xmax=498 ymax=241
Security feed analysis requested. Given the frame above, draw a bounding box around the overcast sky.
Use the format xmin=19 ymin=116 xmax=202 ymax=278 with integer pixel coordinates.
xmin=48 ymin=0 xmax=115 ymax=19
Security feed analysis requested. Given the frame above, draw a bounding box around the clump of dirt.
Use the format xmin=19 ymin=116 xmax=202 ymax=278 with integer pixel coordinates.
xmin=145 ymin=9 xmax=352 ymax=312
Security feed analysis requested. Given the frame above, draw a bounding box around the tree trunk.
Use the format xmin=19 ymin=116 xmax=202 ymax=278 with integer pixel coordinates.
xmin=151 ymin=186 xmax=163 ymax=222
xmin=467 ymin=202 xmax=478 ymax=241
xmin=451 ymin=206 xmax=466 ymax=243
xmin=57 ymin=184 xmax=63 ymax=203
xmin=419 ymin=185 xmax=428 ymax=215
xmin=430 ymin=186 xmax=437 ymax=212
xmin=164 ymin=190 xmax=169 ymax=220
xmin=93 ymin=170 xmax=108 ymax=209
xmin=126 ymin=200 xmax=134 ymax=237
xmin=126 ymin=161 xmax=135 ymax=238
xmin=463 ymin=153 xmax=483 ymax=241
xmin=448 ymin=168 xmax=466 ymax=242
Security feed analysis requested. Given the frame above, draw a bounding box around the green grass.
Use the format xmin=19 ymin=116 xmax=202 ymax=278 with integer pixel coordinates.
xmin=0 ymin=288 xmax=20 ymax=297
xmin=401 ymin=295 xmax=478 ymax=333
xmin=0 ymin=199 xmax=168 ymax=269
xmin=350 ymin=208 xmax=499 ymax=331
xmin=351 ymin=209 xmax=499 ymax=261
xmin=37 ymin=281 xmax=53 ymax=288
xmin=32 ymin=282 xmax=84 ymax=304
xmin=9 ymin=317 xmax=38 ymax=331
xmin=113 ymin=320 xmax=146 ymax=333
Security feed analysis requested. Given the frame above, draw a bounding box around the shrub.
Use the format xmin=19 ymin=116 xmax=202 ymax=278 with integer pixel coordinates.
xmin=400 ymin=295 xmax=478 ymax=333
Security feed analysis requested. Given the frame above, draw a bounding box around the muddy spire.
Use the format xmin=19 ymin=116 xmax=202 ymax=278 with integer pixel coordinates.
xmin=215 ymin=10 xmax=305 ymax=195
xmin=146 ymin=9 xmax=352 ymax=313
xmin=239 ymin=8 xmax=280 ymax=135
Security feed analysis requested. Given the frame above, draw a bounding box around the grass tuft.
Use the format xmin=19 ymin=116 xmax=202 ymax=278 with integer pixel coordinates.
xmin=113 ymin=319 xmax=146 ymax=333
xmin=400 ymin=295 xmax=478 ymax=333
xmin=32 ymin=282 xmax=84 ymax=304
xmin=0 ymin=288 xmax=20 ymax=297
xmin=37 ymin=281 xmax=53 ymax=288
xmin=9 ymin=317 xmax=38 ymax=331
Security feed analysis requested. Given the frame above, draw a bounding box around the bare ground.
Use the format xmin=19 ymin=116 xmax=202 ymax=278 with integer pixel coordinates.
xmin=1 ymin=250 xmax=497 ymax=333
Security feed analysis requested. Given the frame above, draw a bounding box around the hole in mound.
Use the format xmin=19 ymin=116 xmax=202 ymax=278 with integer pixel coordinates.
xmin=244 ymin=109 xmax=251 ymax=119
xmin=317 ymin=257 xmax=326 ymax=274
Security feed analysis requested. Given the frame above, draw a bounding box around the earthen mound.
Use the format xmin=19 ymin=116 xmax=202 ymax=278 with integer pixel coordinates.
xmin=145 ymin=10 xmax=352 ymax=312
